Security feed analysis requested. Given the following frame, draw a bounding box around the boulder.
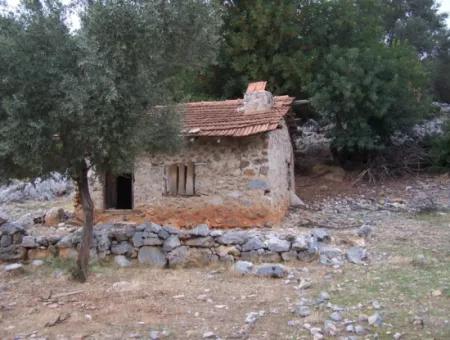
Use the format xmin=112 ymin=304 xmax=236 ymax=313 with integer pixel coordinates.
xmin=189 ymin=224 xmax=210 ymax=237
xmin=0 ymin=235 xmax=12 ymax=248
xmin=161 ymin=225 xmax=180 ymax=235
xmin=0 ymin=245 xmax=26 ymax=261
xmin=1 ymin=222 xmax=25 ymax=236
xmin=292 ymin=235 xmax=308 ymax=251
xmin=163 ymin=235 xmax=181 ymax=252
xmin=143 ymin=222 xmax=162 ymax=234
xmin=217 ymin=231 xmax=249 ymax=245
xmin=185 ymin=236 xmax=215 ymax=248
xmin=167 ymin=246 xmax=189 ymax=268
xmin=255 ymin=263 xmax=288 ymax=278
xmin=312 ymin=228 xmax=330 ymax=242
xmin=21 ymin=236 xmax=37 ymax=248
xmin=294 ymin=305 xmax=311 ymax=317
xmin=138 ymin=246 xmax=166 ymax=268
xmin=111 ymin=242 xmax=133 ymax=256
xmin=4 ymin=263 xmax=24 ymax=274
xmin=132 ymin=231 xmax=162 ymax=247
xmin=233 ymin=260 xmax=253 ymax=274
xmin=346 ymin=246 xmax=367 ymax=264
xmin=242 ymin=237 xmax=265 ymax=252
xmin=266 ymin=236 xmax=290 ymax=252
xmin=110 ymin=223 xmax=136 ymax=241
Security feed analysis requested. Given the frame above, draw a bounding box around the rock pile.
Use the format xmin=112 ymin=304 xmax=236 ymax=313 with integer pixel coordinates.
xmin=0 ymin=220 xmax=368 ymax=269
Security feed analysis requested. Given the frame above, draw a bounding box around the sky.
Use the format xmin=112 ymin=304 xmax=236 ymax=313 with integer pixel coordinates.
xmin=2 ymin=0 xmax=450 ymax=29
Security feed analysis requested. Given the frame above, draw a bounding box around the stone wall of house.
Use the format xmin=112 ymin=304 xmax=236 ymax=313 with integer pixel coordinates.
xmin=267 ymin=119 xmax=295 ymax=216
xmin=91 ymin=132 xmax=292 ymax=228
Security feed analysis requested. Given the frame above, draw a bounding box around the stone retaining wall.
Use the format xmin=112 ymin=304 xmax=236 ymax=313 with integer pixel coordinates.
xmin=1 ymin=221 xmax=365 ymax=268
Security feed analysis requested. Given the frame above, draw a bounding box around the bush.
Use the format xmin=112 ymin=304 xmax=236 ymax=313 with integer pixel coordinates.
xmin=427 ymin=122 xmax=450 ymax=169
xmin=310 ymin=43 xmax=430 ymax=167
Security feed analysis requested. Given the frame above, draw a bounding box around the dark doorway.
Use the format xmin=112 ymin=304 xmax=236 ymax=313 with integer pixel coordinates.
xmin=105 ymin=173 xmax=133 ymax=209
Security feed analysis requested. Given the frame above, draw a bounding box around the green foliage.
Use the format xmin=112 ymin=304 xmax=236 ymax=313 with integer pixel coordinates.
xmin=427 ymin=123 xmax=450 ymax=169
xmin=0 ymin=0 xmax=220 ymax=182
xmin=310 ymin=43 xmax=430 ymax=157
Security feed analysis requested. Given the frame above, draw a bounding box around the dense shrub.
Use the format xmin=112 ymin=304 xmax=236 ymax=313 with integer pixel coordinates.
xmin=309 ymin=43 xmax=430 ymax=167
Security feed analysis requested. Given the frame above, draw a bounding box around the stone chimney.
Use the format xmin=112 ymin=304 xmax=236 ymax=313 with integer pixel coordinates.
xmin=242 ymin=81 xmax=274 ymax=113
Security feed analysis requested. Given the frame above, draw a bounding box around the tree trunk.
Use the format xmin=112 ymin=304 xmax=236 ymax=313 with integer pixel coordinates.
xmin=72 ymin=160 xmax=94 ymax=282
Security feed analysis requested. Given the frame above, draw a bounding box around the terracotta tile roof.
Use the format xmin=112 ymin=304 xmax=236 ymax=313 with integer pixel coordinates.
xmin=182 ymin=95 xmax=294 ymax=137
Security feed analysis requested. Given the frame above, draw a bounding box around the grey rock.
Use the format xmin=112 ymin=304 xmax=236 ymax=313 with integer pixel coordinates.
xmin=202 ymin=331 xmax=217 ymax=339
xmin=245 ymin=311 xmax=265 ymax=324
xmin=57 ymin=231 xmax=82 ymax=248
xmin=317 ymin=291 xmax=330 ymax=303
xmin=0 ymin=234 xmax=12 ymax=248
xmin=368 ymin=312 xmax=383 ymax=327
xmin=111 ymin=242 xmax=133 ymax=256
xmin=266 ymin=236 xmax=290 ymax=252
xmin=294 ymin=305 xmax=311 ymax=317
xmin=132 ymin=232 xmax=145 ymax=247
xmin=0 ymin=245 xmax=26 ymax=261
xmin=312 ymin=228 xmax=330 ymax=242
xmin=324 ymin=320 xmax=337 ymax=336
xmin=233 ymin=260 xmax=253 ymax=274
xmin=347 ymin=246 xmax=367 ymax=264
xmin=143 ymin=222 xmax=162 ymax=234
xmin=1 ymin=222 xmax=25 ymax=236
xmin=319 ymin=244 xmax=343 ymax=266
xmin=35 ymin=236 xmax=49 ymax=247
xmin=21 ymin=236 xmax=37 ymax=248
xmin=158 ymin=228 xmax=171 ymax=240
xmin=247 ymin=179 xmax=270 ymax=191
xmin=138 ymin=246 xmax=166 ymax=267
xmin=167 ymin=246 xmax=189 ymax=268
xmin=292 ymin=235 xmax=308 ymax=251
xmin=189 ymin=224 xmax=209 ymax=237
xmin=163 ymin=235 xmax=181 ymax=252
xmin=217 ymin=230 xmax=249 ymax=245
xmin=15 ymin=213 xmax=35 ymax=227
xmin=330 ymin=312 xmax=342 ymax=322
xmin=210 ymin=230 xmax=224 ymax=237
xmin=4 ymin=263 xmax=24 ymax=273
xmin=185 ymin=236 xmax=215 ymax=248
xmin=31 ymin=259 xmax=45 ymax=267
xmin=110 ymin=223 xmax=135 ymax=241
xmin=132 ymin=231 xmax=162 ymax=247
xmin=95 ymin=229 xmax=111 ymax=253
xmin=357 ymin=224 xmax=373 ymax=238
xmin=162 ymin=225 xmax=180 ymax=235
xmin=115 ymin=255 xmax=131 ymax=267
xmin=242 ymin=236 xmax=265 ymax=252
xmin=255 ymin=263 xmax=288 ymax=278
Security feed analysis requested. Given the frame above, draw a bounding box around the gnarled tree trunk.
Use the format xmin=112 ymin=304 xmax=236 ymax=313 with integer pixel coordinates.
xmin=72 ymin=160 xmax=94 ymax=282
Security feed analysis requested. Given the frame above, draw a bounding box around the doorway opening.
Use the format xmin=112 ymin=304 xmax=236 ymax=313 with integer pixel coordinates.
xmin=104 ymin=173 xmax=133 ymax=210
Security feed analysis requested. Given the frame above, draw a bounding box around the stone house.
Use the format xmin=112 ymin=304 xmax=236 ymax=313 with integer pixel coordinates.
xmin=90 ymin=82 xmax=298 ymax=228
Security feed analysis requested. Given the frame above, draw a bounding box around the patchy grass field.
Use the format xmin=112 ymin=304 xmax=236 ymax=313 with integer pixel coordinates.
xmin=1 ymin=175 xmax=450 ymax=339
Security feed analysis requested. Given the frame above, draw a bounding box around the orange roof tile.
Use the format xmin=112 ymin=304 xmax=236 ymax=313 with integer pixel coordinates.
xmin=182 ymin=95 xmax=294 ymax=137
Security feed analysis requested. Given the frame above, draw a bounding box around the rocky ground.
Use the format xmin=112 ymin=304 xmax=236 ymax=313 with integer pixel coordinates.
xmin=1 ymin=174 xmax=450 ymax=339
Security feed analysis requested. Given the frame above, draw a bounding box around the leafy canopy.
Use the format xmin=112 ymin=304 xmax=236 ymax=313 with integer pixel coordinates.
xmin=0 ymin=0 xmax=221 ymax=182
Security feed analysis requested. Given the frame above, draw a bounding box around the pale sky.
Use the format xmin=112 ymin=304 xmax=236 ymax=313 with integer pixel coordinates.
xmin=2 ymin=0 xmax=450 ymax=28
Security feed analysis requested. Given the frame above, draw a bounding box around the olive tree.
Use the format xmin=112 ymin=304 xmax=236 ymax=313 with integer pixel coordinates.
xmin=0 ymin=0 xmax=220 ymax=281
